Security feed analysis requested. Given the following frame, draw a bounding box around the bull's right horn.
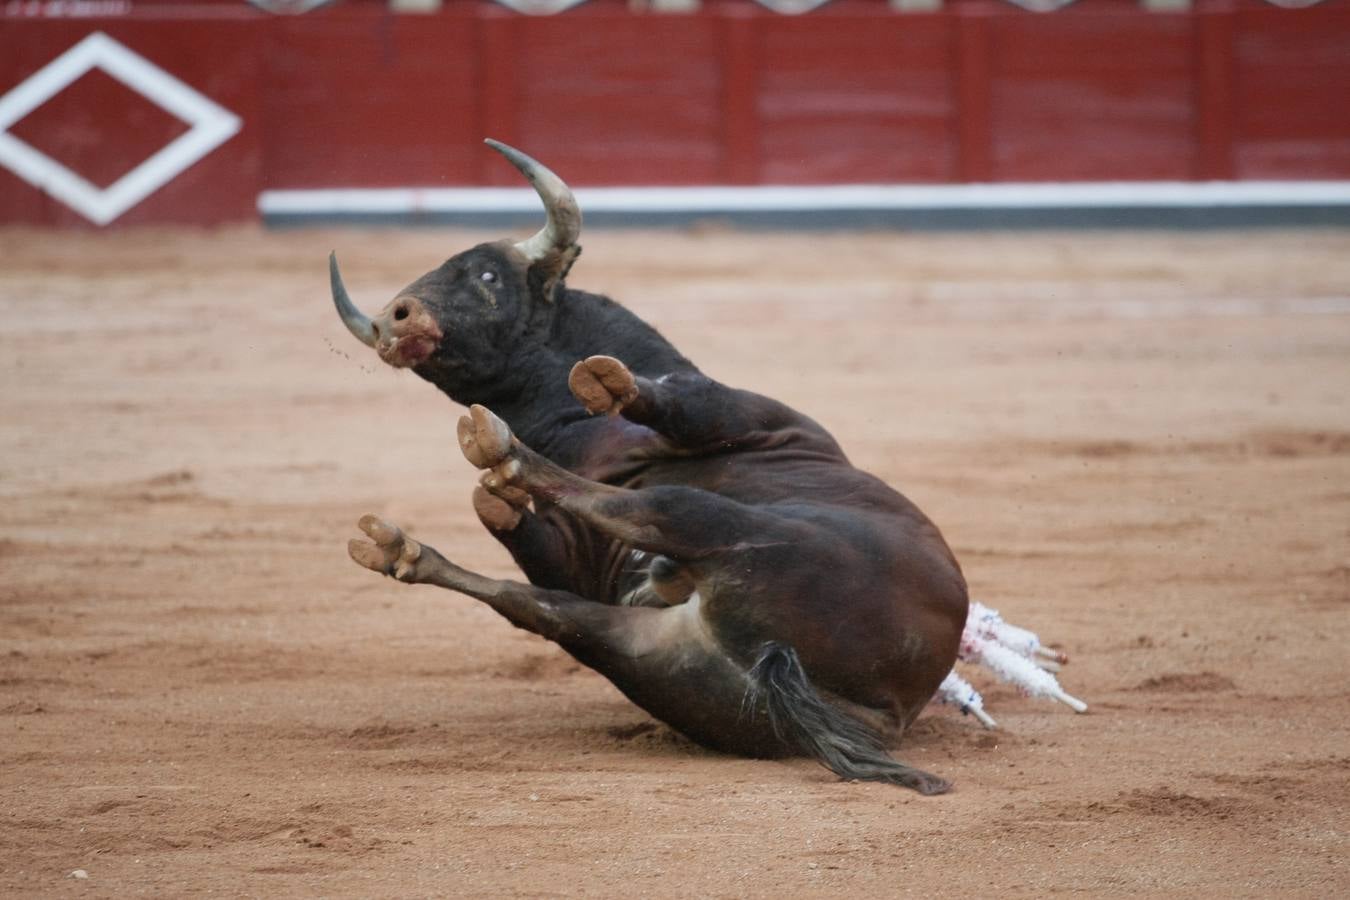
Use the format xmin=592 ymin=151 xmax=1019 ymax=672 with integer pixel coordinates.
xmin=330 ymin=251 xmax=377 ymax=347
xmin=485 ymin=139 xmax=581 ymax=262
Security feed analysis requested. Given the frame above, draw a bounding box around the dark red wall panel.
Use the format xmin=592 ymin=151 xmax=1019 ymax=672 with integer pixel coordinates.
xmin=1230 ymin=7 xmax=1350 ymax=178
xmin=510 ymin=17 xmax=726 ymax=185
xmin=986 ymin=13 xmax=1197 ymax=181
xmin=757 ymin=16 xmax=957 ymax=184
xmin=262 ymin=10 xmax=481 ymax=189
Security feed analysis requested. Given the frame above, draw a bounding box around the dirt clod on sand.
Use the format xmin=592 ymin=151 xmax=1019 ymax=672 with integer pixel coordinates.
xmin=2 ymin=227 xmax=1348 ymax=896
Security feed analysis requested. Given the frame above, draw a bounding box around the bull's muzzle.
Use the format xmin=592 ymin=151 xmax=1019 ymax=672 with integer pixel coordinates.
xmin=369 ymin=294 xmax=443 ymax=368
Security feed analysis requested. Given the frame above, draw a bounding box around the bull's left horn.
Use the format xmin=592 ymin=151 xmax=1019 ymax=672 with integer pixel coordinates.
xmin=330 ymin=251 xmax=377 ymax=347
xmin=485 ymin=139 xmax=581 ymax=262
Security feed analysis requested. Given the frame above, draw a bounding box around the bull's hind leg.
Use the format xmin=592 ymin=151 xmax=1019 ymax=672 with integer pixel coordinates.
xmin=349 ymin=509 xmax=950 ymax=795
xmin=470 ymin=481 xmax=580 ymax=593
xmin=349 ymin=514 xmax=712 ymax=667
xmin=472 ymin=482 xmax=631 ymax=600
xmin=462 ymin=404 xmax=799 ymax=561
xmin=569 ymin=356 xmax=842 ymax=455
xmin=348 ymin=514 xmax=598 ymax=638
xmin=346 ymin=515 xmax=779 ymax=755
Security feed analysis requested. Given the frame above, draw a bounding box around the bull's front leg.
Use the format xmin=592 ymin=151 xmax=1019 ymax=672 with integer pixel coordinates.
xmin=462 ymin=404 xmax=796 ymax=562
xmin=568 ymin=356 xmax=841 ymax=455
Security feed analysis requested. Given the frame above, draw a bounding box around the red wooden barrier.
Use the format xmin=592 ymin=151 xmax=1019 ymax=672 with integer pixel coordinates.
xmin=0 ymin=17 xmax=261 ymax=226
xmin=1 ymin=0 xmax=1347 ymax=225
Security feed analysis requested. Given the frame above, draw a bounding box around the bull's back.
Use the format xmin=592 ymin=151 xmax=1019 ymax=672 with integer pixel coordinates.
xmin=568 ymin=412 xmax=968 ymax=712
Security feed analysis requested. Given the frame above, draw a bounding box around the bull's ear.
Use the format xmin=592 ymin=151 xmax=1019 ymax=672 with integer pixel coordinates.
xmin=528 ymin=244 xmax=581 ymax=303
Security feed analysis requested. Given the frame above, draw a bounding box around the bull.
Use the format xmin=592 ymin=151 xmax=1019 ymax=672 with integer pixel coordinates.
xmin=333 ymin=141 xmax=968 ymax=794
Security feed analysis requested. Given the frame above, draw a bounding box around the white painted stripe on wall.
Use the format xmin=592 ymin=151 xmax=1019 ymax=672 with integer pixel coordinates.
xmin=258 ymin=181 xmax=1350 ymax=216
xmin=0 ymin=33 xmax=240 ymax=226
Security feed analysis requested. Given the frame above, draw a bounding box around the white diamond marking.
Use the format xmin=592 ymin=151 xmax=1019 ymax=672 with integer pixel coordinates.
xmin=0 ymin=32 xmax=242 ymax=225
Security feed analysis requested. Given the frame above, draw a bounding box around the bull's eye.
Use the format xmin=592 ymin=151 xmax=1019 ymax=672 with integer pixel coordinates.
xmin=480 ymin=271 xmax=497 ymax=284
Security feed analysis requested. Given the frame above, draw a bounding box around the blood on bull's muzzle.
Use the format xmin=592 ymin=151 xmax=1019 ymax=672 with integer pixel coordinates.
xmin=374 ymin=295 xmax=442 ymax=368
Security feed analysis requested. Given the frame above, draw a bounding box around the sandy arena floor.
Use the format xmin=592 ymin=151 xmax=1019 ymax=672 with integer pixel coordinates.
xmin=1 ymin=226 xmax=1347 ymax=897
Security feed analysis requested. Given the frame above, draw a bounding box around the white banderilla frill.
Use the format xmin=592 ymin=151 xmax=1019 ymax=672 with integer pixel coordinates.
xmin=934 ymin=601 xmax=1088 ymax=729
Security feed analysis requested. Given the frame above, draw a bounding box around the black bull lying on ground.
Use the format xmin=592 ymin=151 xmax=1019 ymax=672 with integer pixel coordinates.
xmin=331 ymin=141 xmax=968 ymax=794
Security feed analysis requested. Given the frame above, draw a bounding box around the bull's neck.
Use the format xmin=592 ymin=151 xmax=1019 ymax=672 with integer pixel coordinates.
xmin=549 ymin=288 xmax=691 ymax=371
xmin=460 ymin=286 xmax=696 ymax=468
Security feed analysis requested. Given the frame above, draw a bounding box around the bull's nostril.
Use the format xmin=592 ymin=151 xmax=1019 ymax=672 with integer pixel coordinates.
xmin=370 ymin=321 xmax=381 ymax=338
xmin=394 ymin=305 xmax=410 ymax=321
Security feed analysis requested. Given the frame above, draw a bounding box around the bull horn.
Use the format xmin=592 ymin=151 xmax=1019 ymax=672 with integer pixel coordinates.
xmin=329 ymin=251 xmax=377 ymax=347
xmin=485 ymin=139 xmax=581 ymax=262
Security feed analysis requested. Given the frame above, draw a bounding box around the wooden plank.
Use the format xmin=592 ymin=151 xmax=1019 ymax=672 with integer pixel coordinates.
xmin=985 ymin=12 xmax=1196 ymax=182
xmin=511 ymin=15 xmax=724 ymax=185
xmin=955 ymin=9 xmax=993 ymax=183
xmin=720 ymin=9 xmax=761 ymax=185
xmin=758 ymin=13 xmax=955 ymax=184
xmin=1194 ymin=7 xmax=1235 ymax=180
xmin=1230 ymin=6 xmax=1350 ymax=178
xmin=262 ymin=9 xmax=479 ymax=189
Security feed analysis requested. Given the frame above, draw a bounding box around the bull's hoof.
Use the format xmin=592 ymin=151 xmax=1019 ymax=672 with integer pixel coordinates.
xmin=457 ymin=404 xmax=514 ymax=469
xmin=472 ymin=480 xmax=529 ymax=532
xmin=569 ymin=355 xmax=638 ymax=417
xmin=349 ymin=514 xmax=423 ymax=581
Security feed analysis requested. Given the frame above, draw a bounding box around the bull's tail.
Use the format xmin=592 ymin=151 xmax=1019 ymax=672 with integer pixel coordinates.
xmin=746 ymin=643 xmax=951 ymax=795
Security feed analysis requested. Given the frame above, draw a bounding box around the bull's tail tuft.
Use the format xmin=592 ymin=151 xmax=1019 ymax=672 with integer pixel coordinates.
xmin=746 ymin=642 xmax=951 ymax=795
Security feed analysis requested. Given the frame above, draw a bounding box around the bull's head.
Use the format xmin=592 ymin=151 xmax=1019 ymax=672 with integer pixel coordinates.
xmin=330 ymin=140 xmax=581 ymax=397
